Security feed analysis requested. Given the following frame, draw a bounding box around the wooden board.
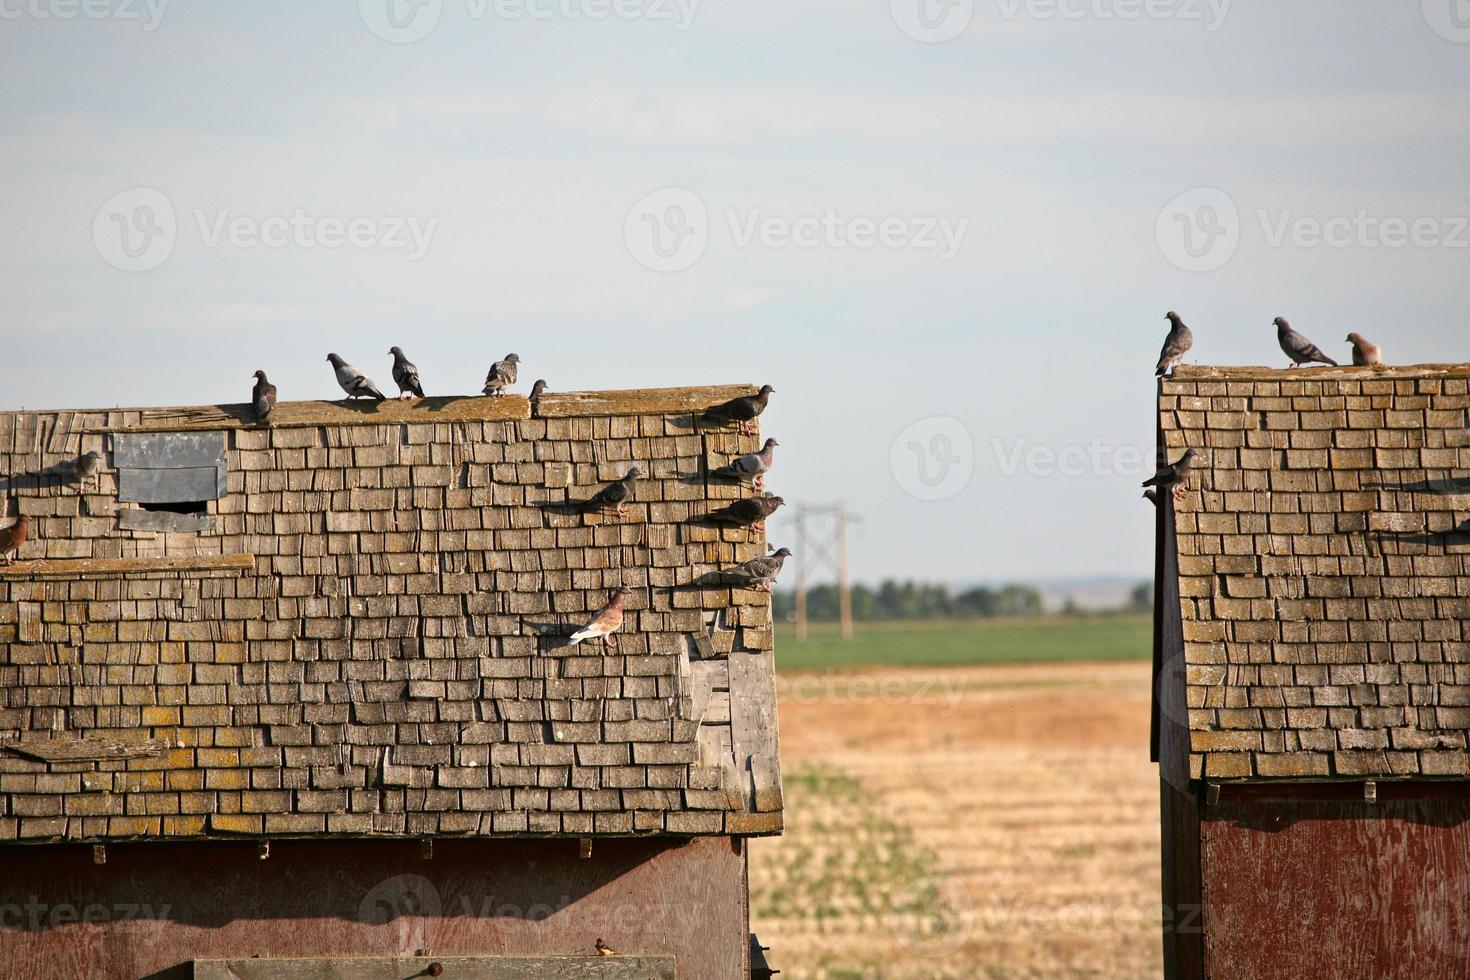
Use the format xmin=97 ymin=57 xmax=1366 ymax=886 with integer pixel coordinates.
xmin=0 ymin=553 xmax=253 ymax=577
xmin=117 ymin=510 xmax=218 ymax=533
xmin=535 ymin=386 xmax=758 ymax=418
xmin=727 ymin=652 xmax=782 ymax=814
xmin=193 ymin=956 xmax=676 ymax=980
xmin=88 ymin=397 xmax=532 ymax=433
xmin=0 ymin=736 xmax=169 ymax=762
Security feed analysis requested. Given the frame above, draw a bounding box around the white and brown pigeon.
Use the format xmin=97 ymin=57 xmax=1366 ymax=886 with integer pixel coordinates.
xmin=482 ymin=354 xmax=520 ymax=396
xmin=0 ymin=515 xmax=29 ymax=564
xmin=252 ymin=370 xmax=277 ymax=426
xmin=389 ymin=346 xmax=425 ymax=399
xmin=569 ymin=587 xmax=631 ymax=649
xmin=705 ymin=385 xmax=773 ymax=435
xmin=1155 ymin=312 xmax=1193 ymax=378
xmin=710 ymin=438 xmax=778 ymax=490
xmin=1346 ymin=332 xmax=1382 ymax=366
xmin=1274 ymin=318 xmax=1337 ymax=367
xmin=724 ymin=547 xmax=791 ymax=592
xmin=327 ymin=354 xmax=387 ymax=400
xmin=1142 ymin=449 xmax=1197 ymax=501
xmin=581 ymin=467 xmax=642 ymax=518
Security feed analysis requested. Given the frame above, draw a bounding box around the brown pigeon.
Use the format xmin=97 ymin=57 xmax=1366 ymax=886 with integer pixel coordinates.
xmin=711 ymin=438 xmax=778 ymax=490
xmin=1155 ymin=312 xmax=1193 ymax=377
xmin=1142 ymin=449 xmax=1197 ymax=501
xmin=705 ymin=385 xmax=773 ymax=435
xmin=595 ymin=938 xmax=616 ymax=956
xmin=482 ymin=354 xmax=520 ymax=396
xmin=1275 ymin=318 xmax=1337 ymax=367
xmin=581 ymin=467 xmax=641 ymax=518
xmin=0 ymin=515 xmax=29 ymax=564
xmin=707 ymin=495 xmax=785 ymax=532
xmin=569 ymin=587 xmax=631 ymax=650
xmin=252 ymin=370 xmax=277 ymax=425
xmin=1346 ymin=332 xmax=1382 ymax=366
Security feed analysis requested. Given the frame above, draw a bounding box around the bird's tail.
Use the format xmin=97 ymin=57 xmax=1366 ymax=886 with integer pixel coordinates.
xmin=567 ymin=628 xmax=592 ymax=643
xmin=1322 ymin=355 xmax=1338 ymax=367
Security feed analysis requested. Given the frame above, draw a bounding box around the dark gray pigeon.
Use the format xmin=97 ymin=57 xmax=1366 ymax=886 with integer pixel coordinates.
xmin=70 ymin=450 xmax=102 ymax=489
xmin=530 ymin=379 xmax=548 ymax=400
xmin=707 ymin=494 xmax=785 ymax=531
xmin=388 ymin=347 xmax=425 ymax=399
xmin=1155 ymin=312 xmax=1193 ymax=377
xmin=581 ymin=467 xmax=642 ymax=518
xmin=723 ymin=547 xmax=792 ymax=592
xmin=711 ymin=438 xmax=778 ymax=489
xmin=252 ymin=370 xmax=277 ymax=425
xmin=1142 ymin=449 xmax=1197 ymax=501
xmin=705 ymin=385 xmax=773 ymax=435
xmin=482 ymin=353 xmax=520 ymax=396
xmin=1274 ymin=318 xmax=1337 ymax=368
xmin=327 ymin=354 xmax=386 ymax=400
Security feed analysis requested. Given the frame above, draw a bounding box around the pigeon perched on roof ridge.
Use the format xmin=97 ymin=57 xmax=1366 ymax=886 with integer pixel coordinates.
xmin=705 ymin=385 xmax=774 ymax=435
xmin=581 ymin=467 xmax=642 ymax=518
xmin=482 ymin=353 xmax=520 ymax=396
xmin=710 ymin=437 xmax=778 ymax=490
xmin=252 ymin=370 xmax=277 ymax=426
xmin=1142 ymin=449 xmax=1197 ymax=501
xmin=568 ymin=587 xmax=631 ymax=650
xmin=529 ymin=379 xmax=548 ymax=401
xmin=1274 ymin=318 xmax=1337 ymax=368
xmin=326 ymin=354 xmax=387 ymax=401
xmin=388 ymin=346 xmax=426 ymax=400
xmin=0 ymin=515 xmax=29 ymax=564
xmin=723 ymin=546 xmax=792 ymax=592
xmin=1156 ymin=311 xmax=1194 ymax=378
xmin=1346 ymin=332 xmax=1382 ymax=366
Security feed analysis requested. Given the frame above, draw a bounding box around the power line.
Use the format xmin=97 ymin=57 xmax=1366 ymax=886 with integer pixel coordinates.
xmin=790 ymin=501 xmax=864 ymax=641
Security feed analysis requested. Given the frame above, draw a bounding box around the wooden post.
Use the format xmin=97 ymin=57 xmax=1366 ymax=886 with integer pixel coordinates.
xmin=794 ymin=507 xmax=808 ymax=642
xmin=836 ymin=500 xmax=853 ymax=640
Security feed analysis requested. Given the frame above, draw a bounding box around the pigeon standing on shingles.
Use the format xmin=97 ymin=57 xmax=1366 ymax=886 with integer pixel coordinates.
xmin=711 ymin=438 xmax=778 ymax=490
xmin=529 ymin=379 xmax=548 ymax=401
xmin=252 ymin=370 xmax=277 ymax=426
xmin=705 ymin=385 xmax=774 ymax=435
xmin=595 ymin=939 xmax=616 ymax=956
xmin=724 ymin=547 xmax=792 ymax=592
xmin=708 ymin=495 xmax=785 ymax=532
xmin=482 ymin=353 xmax=520 ymax=396
xmin=1142 ymin=449 xmax=1197 ymax=502
xmin=388 ymin=347 xmax=426 ymax=400
xmin=581 ymin=467 xmax=641 ymax=518
xmin=568 ymin=587 xmax=631 ymax=650
xmin=1274 ymin=318 xmax=1337 ymax=368
xmin=1347 ymin=332 xmax=1382 ymax=366
xmin=0 ymin=515 xmax=28 ymax=564
xmin=70 ymin=451 xmax=102 ymax=490
xmin=1155 ymin=312 xmax=1194 ymax=378
xmin=326 ymin=354 xmax=387 ymax=400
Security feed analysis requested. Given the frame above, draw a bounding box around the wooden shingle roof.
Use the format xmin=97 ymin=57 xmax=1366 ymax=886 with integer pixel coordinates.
xmin=1161 ymin=364 xmax=1470 ymax=781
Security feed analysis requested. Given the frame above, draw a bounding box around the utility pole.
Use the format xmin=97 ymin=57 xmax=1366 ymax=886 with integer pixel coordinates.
xmin=789 ymin=501 xmax=863 ymax=642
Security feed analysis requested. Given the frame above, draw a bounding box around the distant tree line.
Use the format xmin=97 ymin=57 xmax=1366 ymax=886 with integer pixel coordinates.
xmin=773 ymin=581 xmax=1045 ymax=622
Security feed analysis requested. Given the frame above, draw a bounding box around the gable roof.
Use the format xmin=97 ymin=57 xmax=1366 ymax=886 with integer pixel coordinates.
xmin=1159 ymin=365 xmax=1470 ymax=781
xmin=0 ymin=385 xmax=782 ymax=842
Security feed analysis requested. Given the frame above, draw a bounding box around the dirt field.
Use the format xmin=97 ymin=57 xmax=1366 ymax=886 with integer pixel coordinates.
xmin=750 ymin=661 xmax=1162 ymax=979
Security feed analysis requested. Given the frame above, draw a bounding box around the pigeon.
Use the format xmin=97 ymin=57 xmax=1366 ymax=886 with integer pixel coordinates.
xmin=705 ymin=385 xmax=774 ymax=435
xmin=1143 ymin=489 xmax=1159 ymax=506
xmin=724 ymin=547 xmax=792 ymax=592
xmin=1155 ymin=311 xmax=1193 ymax=378
xmin=1274 ymin=318 xmax=1337 ymax=368
xmin=568 ymin=587 xmax=631 ymax=650
xmin=482 ymin=353 xmax=520 ymax=396
xmin=70 ymin=451 xmax=102 ymax=490
xmin=595 ymin=939 xmax=616 ymax=956
xmin=711 ymin=438 xmax=778 ymax=490
xmin=388 ymin=347 xmax=425 ymax=400
xmin=1142 ymin=449 xmax=1197 ymax=501
xmin=529 ymin=379 xmax=548 ymax=401
xmin=1346 ymin=332 xmax=1382 ymax=366
xmin=707 ymin=495 xmax=785 ymax=532
xmin=326 ymin=354 xmax=387 ymax=400
xmin=252 ymin=370 xmax=277 ymax=426
xmin=0 ymin=515 xmax=29 ymax=564
xmin=581 ymin=467 xmax=641 ymax=518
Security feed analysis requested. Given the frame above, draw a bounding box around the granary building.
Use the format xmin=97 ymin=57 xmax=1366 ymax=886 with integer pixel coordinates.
xmin=0 ymin=385 xmax=783 ymax=979
xmin=1152 ymin=364 xmax=1470 ymax=980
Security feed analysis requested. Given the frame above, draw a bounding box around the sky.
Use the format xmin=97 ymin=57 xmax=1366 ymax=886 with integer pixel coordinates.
xmin=2 ymin=1 xmax=1467 ymax=585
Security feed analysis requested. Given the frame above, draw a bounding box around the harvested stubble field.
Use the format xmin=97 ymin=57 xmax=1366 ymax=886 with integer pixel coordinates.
xmin=751 ymin=622 xmax=1160 ymax=979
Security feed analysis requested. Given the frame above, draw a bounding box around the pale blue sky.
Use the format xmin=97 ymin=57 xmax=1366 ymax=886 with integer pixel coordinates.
xmin=3 ymin=1 xmax=1467 ymax=583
